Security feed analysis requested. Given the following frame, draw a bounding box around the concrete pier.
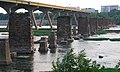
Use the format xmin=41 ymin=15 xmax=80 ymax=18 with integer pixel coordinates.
xmin=97 ymin=18 xmax=104 ymax=30
xmin=9 ymin=13 xmax=34 ymax=54
xmin=57 ymin=16 xmax=72 ymax=43
xmin=78 ymin=17 xmax=89 ymax=37
xmin=89 ymin=18 xmax=98 ymax=35
xmin=48 ymin=31 xmax=57 ymax=49
xmin=38 ymin=37 xmax=48 ymax=53
xmin=0 ymin=39 xmax=11 ymax=65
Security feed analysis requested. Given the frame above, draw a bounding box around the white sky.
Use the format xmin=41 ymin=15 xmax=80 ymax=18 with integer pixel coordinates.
xmin=0 ymin=0 xmax=120 ymax=13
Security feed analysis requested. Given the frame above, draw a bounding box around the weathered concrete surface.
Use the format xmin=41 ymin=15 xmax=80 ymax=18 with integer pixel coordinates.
xmin=38 ymin=37 xmax=48 ymax=53
xmin=78 ymin=17 xmax=89 ymax=37
xmin=110 ymin=19 xmax=116 ymax=27
xmin=89 ymin=18 xmax=98 ymax=35
xmin=57 ymin=16 xmax=72 ymax=43
xmin=9 ymin=13 xmax=34 ymax=54
xmin=0 ymin=39 xmax=11 ymax=65
xmin=97 ymin=18 xmax=104 ymax=30
xmin=48 ymin=31 xmax=57 ymax=49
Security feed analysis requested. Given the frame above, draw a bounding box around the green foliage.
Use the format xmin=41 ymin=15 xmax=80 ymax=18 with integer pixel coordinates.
xmin=33 ymin=30 xmax=56 ymax=36
xmin=52 ymin=49 xmax=104 ymax=72
xmin=89 ymin=13 xmax=98 ymax=18
xmin=89 ymin=9 xmax=120 ymax=25
xmin=83 ymin=38 xmax=109 ymax=41
xmin=109 ymin=38 xmax=120 ymax=41
xmin=0 ymin=28 xmax=8 ymax=32
xmin=96 ymin=30 xmax=120 ymax=35
xmin=103 ymin=68 xmax=120 ymax=72
xmin=115 ymin=60 xmax=120 ymax=69
xmin=108 ymin=9 xmax=120 ymax=17
xmin=32 ymin=30 xmax=51 ymax=36
xmin=97 ymin=12 xmax=109 ymax=18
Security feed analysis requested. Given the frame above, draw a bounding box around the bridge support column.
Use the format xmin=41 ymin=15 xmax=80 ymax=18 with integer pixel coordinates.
xmin=38 ymin=37 xmax=48 ymax=53
xmin=97 ymin=18 xmax=103 ymax=30
xmin=78 ymin=17 xmax=89 ymax=37
xmin=57 ymin=16 xmax=73 ymax=43
xmin=29 ymin=10 xmax=38 ymax=30
xmin=51 ymin=13 xmax=57 ymax=24
xmin=39 ymin=14 xmax=46 ymax=27
xmin=102 ymin=18 xmax=104 ymax=29
xmin=112 ymin=19 xmax=116 ymax=27
xmin=107 ymin=19 xmax=109 ymax=28
xmin=48 ymin=31 xmax=57 ymax=53
xmin=9 ymin=13 xmax=34 ymax=54
xmin=110 ymin=19 xmax=116 ymax=27
xmin=72 ymin=13 xmax=78 ymax=35
xmin=0 ymin=39 xmax=11 ymax=65
xmin=89 ymin=18 xmax=98 ymax=35
xmin=44 ymin=11 xmax=53 ymax=29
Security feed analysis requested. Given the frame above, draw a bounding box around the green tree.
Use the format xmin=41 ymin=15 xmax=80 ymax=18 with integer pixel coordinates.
xmin=108 ymin=9 xmax=120 ymax=17
xmin=52 ymin=49 xmax=104 ymax=72
xmin=97 ymin=12 xmax=109 ymax=18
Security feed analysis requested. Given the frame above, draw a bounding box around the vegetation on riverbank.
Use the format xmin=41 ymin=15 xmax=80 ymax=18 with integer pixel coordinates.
xmin=33 ymin=29 xmax=56 ymax=36
xmin=83 ymin=38 xmax=109 ymax=41
xmin=109 ymin=38 xmax=120 ymax=41
xmin=83 ymin=37 xmax=120 ymax=41
xmin=0 ymin=28 xmax=8 ymax=32
xmin=52 ymin=49 xmax=120 ymax=72
xmin=96 ymin=30 xmax=120 ymax=35
xmin=0 ymin=28 xmax=55 ymax=36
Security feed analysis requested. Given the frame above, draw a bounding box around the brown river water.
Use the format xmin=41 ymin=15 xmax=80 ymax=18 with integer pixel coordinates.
xmin=0 ymin=26 xmax=120 ymax=72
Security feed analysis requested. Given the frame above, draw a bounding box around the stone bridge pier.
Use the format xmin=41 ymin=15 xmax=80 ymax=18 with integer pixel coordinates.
xmin=97 ymin=18 xmax=104 ymax=30
xmin=0 ymin=39 xmax=11 ymax=65
xmin=57 ymin=16 xmax=72 ymax=43
xmin=9 ymin=12 xmax=34 ymax=54
xmin=89 ymin=18 xmax=98 ymax=35
xmin=78 ymin=17 xmax=89 ymax=37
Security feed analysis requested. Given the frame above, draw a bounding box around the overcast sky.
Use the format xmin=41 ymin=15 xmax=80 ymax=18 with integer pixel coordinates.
xmin=0 ymin=0 xmax=120 ymax=13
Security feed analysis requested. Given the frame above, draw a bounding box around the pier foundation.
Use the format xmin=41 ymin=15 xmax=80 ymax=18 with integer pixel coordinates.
xmin=38 ymin=37 xmax=48 ymax=53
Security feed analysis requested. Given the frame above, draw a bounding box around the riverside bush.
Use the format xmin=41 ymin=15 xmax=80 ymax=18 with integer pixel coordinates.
xmin=96 ymin=30 xmax=120 ymax=35
xmin=83 ymin=38 xmax=109 ymax=41
xmin=52 ymin=49 xmax=104 ymax=72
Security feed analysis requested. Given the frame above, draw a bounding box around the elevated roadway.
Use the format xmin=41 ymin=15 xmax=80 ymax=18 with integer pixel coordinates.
xmin=0 ymin=0 xmax=85 ymax=13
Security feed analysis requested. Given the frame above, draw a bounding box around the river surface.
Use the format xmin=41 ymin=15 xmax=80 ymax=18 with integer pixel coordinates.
xmin=0 ymin=26 xmax=120 ymax=72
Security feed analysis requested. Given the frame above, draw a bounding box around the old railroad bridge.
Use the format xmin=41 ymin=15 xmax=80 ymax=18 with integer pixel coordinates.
xmin=0 ymin=0 xmax=116 ymax=65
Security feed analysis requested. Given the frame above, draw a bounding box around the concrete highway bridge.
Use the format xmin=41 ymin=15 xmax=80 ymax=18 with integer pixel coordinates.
xmin=0 ymin=0 xmax=116 ymax=65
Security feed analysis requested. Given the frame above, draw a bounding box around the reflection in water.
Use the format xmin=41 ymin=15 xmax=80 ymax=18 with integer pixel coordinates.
xmin=0 ymin=38 xmax=120 ymax=71
xmin=33 ymin=44 xmax=71 ymax=72
xmin=14 ymin=54 xmax=34 ymax=72
xmin=0 ymin=54 xmax=34 ymax=72
xmin=0 ymin=26 xmax=120 ymax=71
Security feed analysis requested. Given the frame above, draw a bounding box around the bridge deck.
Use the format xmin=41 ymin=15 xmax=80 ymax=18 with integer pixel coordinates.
xmin=0 ymin=0 xmax=85 ymax=12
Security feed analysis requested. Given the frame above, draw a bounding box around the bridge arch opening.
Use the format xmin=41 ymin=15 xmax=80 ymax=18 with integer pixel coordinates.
xmin=15 ymin=8 xmax=28 ymax=13
xmin=33 ymin=10 xmax=43 ymax=26
xmin=33 ymin=10 xmax=51 ymax=27
xmin=0 ymin=7 xmax=9 ymax=28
